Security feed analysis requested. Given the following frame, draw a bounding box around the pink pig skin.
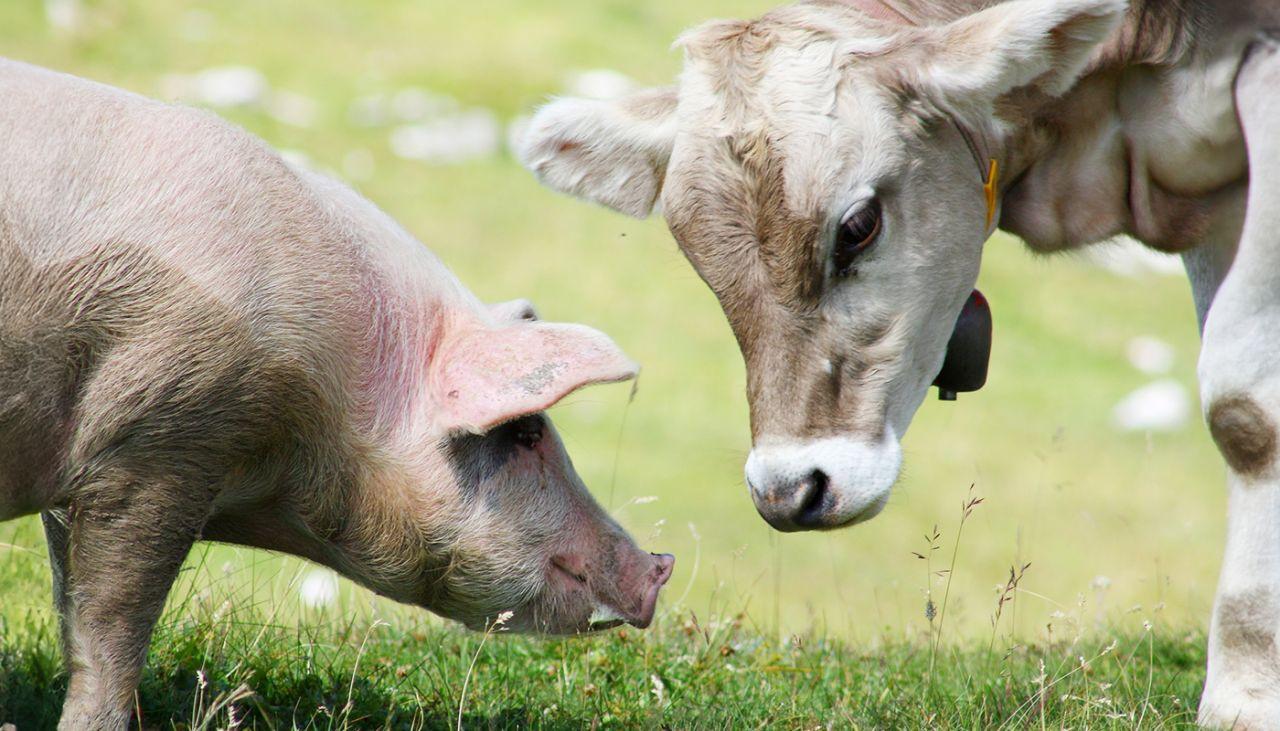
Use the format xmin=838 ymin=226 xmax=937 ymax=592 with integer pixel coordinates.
xmin=0 ymin=58 xmax=672 ymax=730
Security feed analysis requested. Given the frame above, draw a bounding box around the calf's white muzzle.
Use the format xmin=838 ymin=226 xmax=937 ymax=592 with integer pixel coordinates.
xmin=744 ymin=434 xmax=902 ymax=531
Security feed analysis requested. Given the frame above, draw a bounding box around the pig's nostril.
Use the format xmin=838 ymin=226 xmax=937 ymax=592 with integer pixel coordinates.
xmin=650 ymin=553 xmax=675 ymax=583
xmin=797 ymin=469 xmax=828 ymax=524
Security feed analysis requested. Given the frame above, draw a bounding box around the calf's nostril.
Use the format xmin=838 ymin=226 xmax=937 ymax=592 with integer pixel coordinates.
xmin=798 ymin=469 xmax=828 ymax=521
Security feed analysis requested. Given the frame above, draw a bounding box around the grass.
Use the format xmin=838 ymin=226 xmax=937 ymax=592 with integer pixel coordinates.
xmin=2 ymin=507 xmax=1207 ymax=728
xmin=0 ymin=0 xmax=1227 ymax=726
xmin=3 ymin=620 xmax=1209 ymax=729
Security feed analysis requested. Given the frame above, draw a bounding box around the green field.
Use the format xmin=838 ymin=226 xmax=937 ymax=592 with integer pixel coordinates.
xmin=0 ymin=0 xmax=1224 ymax=726
xmin=2 ymin=536 xmax=1209 ymax=728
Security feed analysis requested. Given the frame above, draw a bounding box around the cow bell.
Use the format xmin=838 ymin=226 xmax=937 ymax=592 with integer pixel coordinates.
xmin=934 ymin=289 xmax=992 ymax=401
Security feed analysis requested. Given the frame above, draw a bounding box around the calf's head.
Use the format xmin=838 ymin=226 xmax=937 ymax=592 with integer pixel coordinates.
xmin=520 ymin=0 xmax=1123 ymax=531
xmin=398 ymin=308 xmax=672 ymax=634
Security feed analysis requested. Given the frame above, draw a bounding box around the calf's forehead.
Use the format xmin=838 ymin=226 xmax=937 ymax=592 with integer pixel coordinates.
xmin=663 ymin=55 xmax=905 ymax=308
xmin=668 ymin=33 xmax=907 ymax=218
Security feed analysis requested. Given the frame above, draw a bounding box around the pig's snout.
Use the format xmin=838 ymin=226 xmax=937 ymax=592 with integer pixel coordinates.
xmin=551 ymin=549 xmax=674 ymax=632
xmin=596 ymin=550 xmax=674 ymax=630
xmin=629 ymin=552 xmax=675 ymax=629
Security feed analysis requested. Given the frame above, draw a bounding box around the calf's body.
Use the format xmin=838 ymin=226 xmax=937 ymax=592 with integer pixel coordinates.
xmin=0 ymin=59 xmax=673 ymax=729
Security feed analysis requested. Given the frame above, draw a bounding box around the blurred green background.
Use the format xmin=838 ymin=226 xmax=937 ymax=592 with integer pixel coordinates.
xmin=0 ymin=0 xmax=1222 ymax=644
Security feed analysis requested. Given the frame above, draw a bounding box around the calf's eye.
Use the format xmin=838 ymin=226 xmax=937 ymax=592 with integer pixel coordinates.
xmin=834 ymin=198 xmax=882 ymax=277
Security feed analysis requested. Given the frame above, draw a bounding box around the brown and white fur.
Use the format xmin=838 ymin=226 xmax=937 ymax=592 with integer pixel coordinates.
xmin=0 ymin=58 xmax=675 ymax=729
xmin=519 ymin=0 xmax=1280 ymax=725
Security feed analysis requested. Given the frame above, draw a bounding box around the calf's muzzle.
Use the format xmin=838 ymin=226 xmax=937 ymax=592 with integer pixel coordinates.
xmin=744 ymin=435 xmax=902 ymax=531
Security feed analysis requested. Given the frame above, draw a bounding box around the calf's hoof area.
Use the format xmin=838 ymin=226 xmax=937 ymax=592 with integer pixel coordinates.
xmin=1198 ymin=687 xmax=1280 ymax=729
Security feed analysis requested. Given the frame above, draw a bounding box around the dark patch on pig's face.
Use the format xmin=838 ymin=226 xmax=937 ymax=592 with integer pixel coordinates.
xmin=440 ymin=413 xmax=578 ymax=559
xmin=443 ymin=414 xmax=552 ymax=501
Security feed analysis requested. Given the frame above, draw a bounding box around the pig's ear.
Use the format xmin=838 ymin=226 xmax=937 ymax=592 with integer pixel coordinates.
xmin=487 ymin=298 xmax=540 ymax=323
xmin=431 ymin=322 xmax=638 ymax=434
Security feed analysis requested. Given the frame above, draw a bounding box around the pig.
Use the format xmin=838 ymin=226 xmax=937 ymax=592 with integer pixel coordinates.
xmin=0 ymin=58 xmax=674 ymax=730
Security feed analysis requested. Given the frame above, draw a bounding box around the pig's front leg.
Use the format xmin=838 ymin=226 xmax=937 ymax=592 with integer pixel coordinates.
xmin=54 ymin=475 xmax=207 ymax=731
xmin=41 ymin=509 xmax=73 ymax=652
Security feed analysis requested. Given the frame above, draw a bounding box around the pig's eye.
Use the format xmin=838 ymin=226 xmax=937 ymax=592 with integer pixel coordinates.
xmin=834 ymin=197 xmax=881 ymax=277
xmin=513 ymin=417 xmax=543 ymax=449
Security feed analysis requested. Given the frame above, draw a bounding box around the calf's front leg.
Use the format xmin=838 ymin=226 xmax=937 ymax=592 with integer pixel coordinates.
xmin=1196 ymin=35 xmax=1280 ymax=729
xmin=53 ymin=468 xmax=207 ymax=731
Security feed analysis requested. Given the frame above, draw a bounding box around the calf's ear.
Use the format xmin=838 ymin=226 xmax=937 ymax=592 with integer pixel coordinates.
xmin=917 ymin=0 xmax=1125 ymax=104
xmin=519 ymin=87 xmax=677 ymax=218
xmin=430 ymin=321 xmax=638 ymax=435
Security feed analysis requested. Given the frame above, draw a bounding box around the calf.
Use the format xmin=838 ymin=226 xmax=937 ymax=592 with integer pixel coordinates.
xmin=520 ymin=0 xmax=1280 ymax=725
xmin=0 ymin=59 xmax=673 ymax=729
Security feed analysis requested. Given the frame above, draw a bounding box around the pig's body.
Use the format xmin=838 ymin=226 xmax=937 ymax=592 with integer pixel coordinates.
xmin=0 ymin=59 xmax=672 ymax=730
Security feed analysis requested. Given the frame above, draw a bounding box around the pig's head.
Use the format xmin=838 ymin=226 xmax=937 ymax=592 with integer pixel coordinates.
xmin=390 ymin=304 xmax=673 ymax=634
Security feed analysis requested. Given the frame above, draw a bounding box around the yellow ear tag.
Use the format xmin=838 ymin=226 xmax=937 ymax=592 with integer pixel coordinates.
xmin=983 ymin=158 xmax=999 ymax=229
